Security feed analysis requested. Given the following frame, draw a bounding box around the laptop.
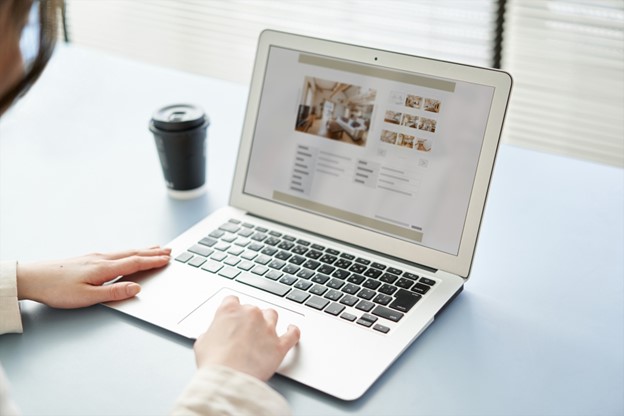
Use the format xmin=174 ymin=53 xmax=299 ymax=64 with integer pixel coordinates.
xmin=106 ymin=29 xmax=512 ymax=401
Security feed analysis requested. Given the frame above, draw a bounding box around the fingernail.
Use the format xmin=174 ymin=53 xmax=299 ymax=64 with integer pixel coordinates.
xmin=126 ymin=283 xmax=141 ymax=296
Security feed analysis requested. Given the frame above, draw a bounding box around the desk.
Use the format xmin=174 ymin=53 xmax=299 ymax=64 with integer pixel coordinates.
xmin=1 ymin=46 xmax=623 ymax=416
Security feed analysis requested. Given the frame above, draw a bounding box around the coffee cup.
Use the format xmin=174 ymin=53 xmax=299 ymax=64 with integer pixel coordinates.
xmin=149 ymin=104 xmax=209 ymax=199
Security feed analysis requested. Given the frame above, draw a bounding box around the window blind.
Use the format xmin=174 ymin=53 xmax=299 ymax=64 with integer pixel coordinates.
xmin=502 ymin=0 xmax=624 ymax=167
xmin=64 ymin=0 xmax=498 ymax=85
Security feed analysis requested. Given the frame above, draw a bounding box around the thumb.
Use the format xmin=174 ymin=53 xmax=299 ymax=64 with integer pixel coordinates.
xmin=90 ymin=282 xmax=141 ymax=303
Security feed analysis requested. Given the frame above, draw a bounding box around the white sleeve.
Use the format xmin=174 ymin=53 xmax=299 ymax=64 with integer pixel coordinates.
xmin=0 ymin=261 xmax=23 ymax=335
xmin=171 ymin=365 xmax=291 ymax=416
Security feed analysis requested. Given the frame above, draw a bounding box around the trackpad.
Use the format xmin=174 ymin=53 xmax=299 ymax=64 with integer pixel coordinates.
xmin=176 ymin=287 xmax=305 ymax=341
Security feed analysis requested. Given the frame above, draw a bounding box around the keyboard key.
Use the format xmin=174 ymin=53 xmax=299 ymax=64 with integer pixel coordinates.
xmin=188 ymin=256 xmax=207 ymax=267
xmin=296 ymin=269 xmax=315 ymax=279
xmin=268 ymin=230 xmax=282 ymax=237
xmin=349 ymin=263 xmax=366 ymax=274
xmin=223 ymin=256 xmax=240 ymax=266
xmin=355 ymin=257 xmax=371 ymax=265
xmin=175 ymin=252 xmax=193 ymax=263
xmin=305 ymin=250 xmax=322 ymax=259
xmin=296 ymin=239 xmax=310 ymax=246
xmin=327 ymin=278 xmax=345 ymax=290
xmin=294 ymin=280 xmax=312 ymax=291
xmin=277 ymin=241 xmax=295 ymax=250
xmin=363 ymin=279 xmax=381 ymax=290
xmin=213 ymin=242 xmax=230 ymax=252
xmin=240 ymin=250 xmax=257 ymax=261
xmin=234 ymin=237 xmax=251 ymax=247
xmin=311 ymin=243 xmax=325 ymax=251
xmin=341 ymin=283 xmax=360 ymax=295
xmin=380 ymin=273 xmax=398 ymax=284
xmin=227 ymin=247 xmax=244 ymax=256
xmin=388 ymin=289 xmax=421 ymax=313
xmin=334 ymin=259 xmax=352 ymax=269
xmin=236 ymin=273 xmax=290 ymax=297
xmin=241 ymin=222 xmax=254 ymax=228
xmin=324 ymin=303 xmax=345 ymax=316
xmin=218 ymin=267 xmax=240 ymax=280
xmin=309 ymin=284 xmax=328 ymax=296
xmin=201 ymin=260 xmax=223 ymax=273
xmin=356 ymin=318 xmax=374 ymax=328
xmin=305 ymin=296 xmax=329 ymax=310
xmin=325 ymin=248 xmax=340 ymax=255
xmin=419 ymin=277 xmax=436 ymax=286
xmin=282 ymin=235 xmax=296 ymax=242
xmin=289 ymin=255 xmax=306 ymax=265
xmin=189 ymin=244 xmax=213 ymax=257
xmin=237 ymin=229 xmax=254 ymax=238
xmin=403 ymin=271 xmax=419 ymax=280
xmin=275 ymin=250 xmax=292 ymax=260
xmin=255 ymin=226 xmax=268 ymax=233
xmin=198 ymin=237 xmax=218 ymax=247
xmin=261 ymin=247 xmax=278 ymax=256
xmin=340 ymin=312 xmax=357 ymax=322
xmin=211 ymin=252 xmax=227 ymax=262
xmin=364 ymin=268 xmax=382 ymax=279
xmin=317 ymin=264 xmax=336 ymax=275
xmin=264 ymin=237 xmax=281 ymax=246
xmin=340 ymin=253 xmax=355 ymax=260
xmin=360 ymin=313 xmax=378 ymax=324
xmin=221 ymin=234 xmax=237 ymax=243
xmin=279 ymin=275 xmax=298 ymax=286
xmin=251 ymin=232 xmax=267 ymax=242
xmin=286 ymin=289 xmax=310 ymax=304
xmin=251 ymin=265 xmax=269 ymax=276
xmin=372 ymin=305 xmax=404 ymax=322
xmin=282 ymin=264 xmax=300 ymax=275
xmin=311 ymin=273 xmax=330 ymax=285
xmin=332 ymin=269 xmax=350 ymax=280
xmin=228 ymin=218 xmax=241 ymax=224
xmin=340 ymin=295 xmax=359 ymax=306
xmin=265 ymin=270 xmax=283 ymax=280
xmin=355 ymin=300 xmax=375 ymax=312
xmin=219 ymin=222 xmax=240 ymax=233
xmin=209 ymin=229 xmax=225 ymax=238
xmin=319 ymin=254 xmax=337 ymax=265
xmin=387 ymin=267 xmax=403 ymax=275
xmin=373 ymin=293 xmax=393 ymax=305
xmin=411 ymin=283 xmax=431 ymax=295
xmin=237 ymin=261 xmax=254 ymax=271
xmin=347 ymin=274 xmax=365 ymax=285
xmin=302 ymin=260 xmax=320 ymax=270
xmin=324 ymin=289 xmax=343 ymax=301
xmin=248 ymin=242 xmax=264 ymax=251
xmin=268 ymin=259 xmax=285 ymax=270
xmin=379 ymin=284 xmax=398 ymax=295
xmin=292 ymin=245 xmax=309 ymax=255
xmin=373 ymin=324 xmax=390 ymax=334
xmin=357 ymin=288 xmax=376 ymax=300
xmin=395 ymin=278 xmax=414 ymax=289
xmin=370 ymin=262 xmax=386 ymax=270
xmin=254 ymin=255 xmax=272 ymax=265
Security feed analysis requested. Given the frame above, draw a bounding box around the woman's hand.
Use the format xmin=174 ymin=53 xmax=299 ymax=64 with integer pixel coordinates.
xmin=193 ymin=296 xmax=301 ymax=381
xmin=16 ymin=247 xmax=171 ymax=308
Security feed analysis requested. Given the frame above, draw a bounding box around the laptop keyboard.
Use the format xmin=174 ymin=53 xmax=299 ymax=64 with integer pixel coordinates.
xmin=174 ymin=218 xmax=437 ymax=334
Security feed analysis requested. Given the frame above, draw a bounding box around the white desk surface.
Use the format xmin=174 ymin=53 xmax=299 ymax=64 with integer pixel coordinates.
xmin=1 ymin=45 xmax=622 ymax=416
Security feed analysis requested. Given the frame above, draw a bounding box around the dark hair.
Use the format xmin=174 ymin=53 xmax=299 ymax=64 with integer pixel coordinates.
xmin=0 ymin=0 xmax=59 ymax=111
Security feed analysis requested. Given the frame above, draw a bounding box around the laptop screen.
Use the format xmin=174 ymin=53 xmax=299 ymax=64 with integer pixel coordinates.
xmin=243 ymin=46 xmax=495 ymax=256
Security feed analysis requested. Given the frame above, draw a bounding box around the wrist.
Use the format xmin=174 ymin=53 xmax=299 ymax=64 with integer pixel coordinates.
xmin=16 ymin=262 xmax=41 ymax=302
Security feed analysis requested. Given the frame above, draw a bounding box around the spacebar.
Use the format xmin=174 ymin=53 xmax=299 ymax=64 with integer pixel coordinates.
xmin=235 ymin=273 xmax=291 ymax=297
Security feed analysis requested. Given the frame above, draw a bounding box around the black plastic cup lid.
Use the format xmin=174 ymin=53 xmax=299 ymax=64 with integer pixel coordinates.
xmin=151 ymin=104 xmax=209 ymax=132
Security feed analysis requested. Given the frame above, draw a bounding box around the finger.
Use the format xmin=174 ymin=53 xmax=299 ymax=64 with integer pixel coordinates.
xmin=279 ymin=324 xmax=301 ymax=352
xmin=96 ymin=255 xmax=171 ymax=281
xmin=218 ymin=295 xmax=241 ymax=311
xmin=101 ymin=247 xmax=171 ymax=261
xmin=262 ymin=308 xmax=278 ymax=327
xmin=83 ymin=281 xmax=141 ymax=305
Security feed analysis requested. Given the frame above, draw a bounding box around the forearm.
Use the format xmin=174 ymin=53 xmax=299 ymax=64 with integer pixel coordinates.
xmin=171 ymin=366 xmax=291 ymax=416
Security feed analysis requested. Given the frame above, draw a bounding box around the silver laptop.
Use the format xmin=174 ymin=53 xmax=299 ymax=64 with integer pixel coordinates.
xmin=107 ymin=30 xmax=512 ymax=401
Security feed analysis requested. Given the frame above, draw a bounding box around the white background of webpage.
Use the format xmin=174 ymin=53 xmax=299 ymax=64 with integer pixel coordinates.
xmin=245 ymin=47 xmax=494 ymax=255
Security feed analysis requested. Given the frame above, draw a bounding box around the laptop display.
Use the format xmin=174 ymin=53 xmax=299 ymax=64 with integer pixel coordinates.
xmin=244 ymin=46 xmax=495 ymax=256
